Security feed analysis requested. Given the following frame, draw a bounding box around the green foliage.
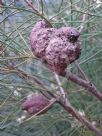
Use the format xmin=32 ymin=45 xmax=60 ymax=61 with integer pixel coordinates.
xmin=0 ymin=0 xmax=102 ymax=136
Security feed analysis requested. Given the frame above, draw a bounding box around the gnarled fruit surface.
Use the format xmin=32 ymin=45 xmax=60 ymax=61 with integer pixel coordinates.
xmin=30 ymin=21 xmax=81 ymax=75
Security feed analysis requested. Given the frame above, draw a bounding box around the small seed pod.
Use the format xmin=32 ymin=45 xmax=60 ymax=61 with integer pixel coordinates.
xmin=22 ymin=93 xmax=52 ymax=115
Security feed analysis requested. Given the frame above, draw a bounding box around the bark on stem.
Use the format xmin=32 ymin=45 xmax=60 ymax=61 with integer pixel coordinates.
xmin=63 ymin=71 xmax=102 ymax=101
xmin=58 ymin=100 xmax=102 ymax=136
xmin=2 ymin=67 xmax=102 ymax=135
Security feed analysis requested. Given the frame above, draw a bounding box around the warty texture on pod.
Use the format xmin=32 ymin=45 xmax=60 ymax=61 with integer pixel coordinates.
xmin=30 ymin=20 xmax=81 ymax=75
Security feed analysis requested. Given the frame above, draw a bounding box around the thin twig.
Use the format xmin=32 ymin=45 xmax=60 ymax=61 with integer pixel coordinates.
xmin=79 ymin=13 xmax=87 ymax=33
xmin=73 ymin=9 xmax=102 ymax=18
xmin=24 ymin=0 xmax=52 ymax=27
xmin=74 ymin=61 xmax=89 ymax=81
xmin=74 ymin=13 xmax=89 ymax=81
xmin=40 ymin=0 xmax=44 ymax=16
xmin=54 ymin=72 xmax=70 ymax=105
xmin=54 ymin=73 xmax=66 ymax=98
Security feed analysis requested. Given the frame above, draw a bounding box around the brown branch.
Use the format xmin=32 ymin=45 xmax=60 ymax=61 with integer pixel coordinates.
xmin=13 ymin=68 xmax=102 ymax=135
xmin=63 ymin=70 xmax=102 ymax=101
xmin=1 ymin=66 xmax=102 ymax=135
xmin=19 ymin=69 xmax=102 ymax=136
xmin=58 ymin=100 xmax=102 ymax=136
xmin=54 ymin=72 xmax=102 ymax=136
xmin=10 ymin=68 xmax=102 ymax=135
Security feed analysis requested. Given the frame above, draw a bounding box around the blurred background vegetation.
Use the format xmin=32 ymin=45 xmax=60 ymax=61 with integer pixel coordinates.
xmin=0 ymin=0 xmax=102 ymax=136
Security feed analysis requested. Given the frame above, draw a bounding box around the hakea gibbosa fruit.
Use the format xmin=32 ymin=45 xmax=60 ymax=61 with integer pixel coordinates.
xmin=30 ymin=20 xmax=81 ymax=75
xmin=22 ymin=93 xmax=52 ymax=115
